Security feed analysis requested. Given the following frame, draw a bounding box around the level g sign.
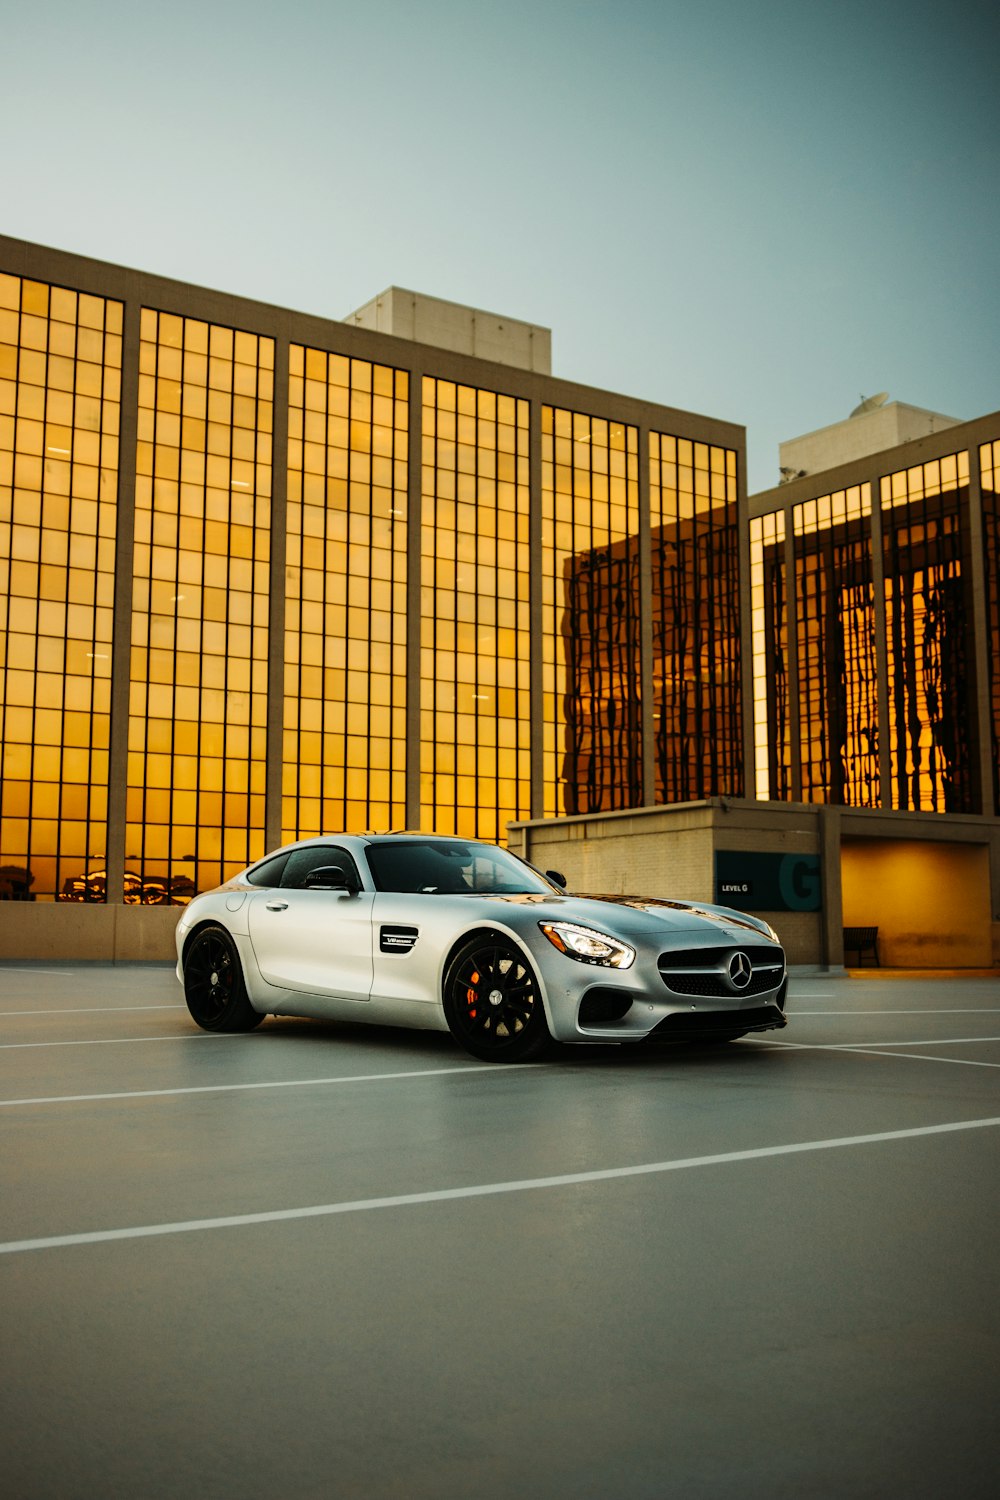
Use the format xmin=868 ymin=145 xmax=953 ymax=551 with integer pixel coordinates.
xmin=715 ymin=851 xmax=821 ymax=913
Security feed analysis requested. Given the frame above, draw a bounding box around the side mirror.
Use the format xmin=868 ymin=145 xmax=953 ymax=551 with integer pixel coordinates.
xmin=304 ymin=866 xmax=353 ymax=892
xmin=546 ymin=869 xmax=568 ymax=890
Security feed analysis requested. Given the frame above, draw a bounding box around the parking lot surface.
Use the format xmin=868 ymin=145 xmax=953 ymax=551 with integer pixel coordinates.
xmin=2 ymin=963 xmax=999 ymax=1499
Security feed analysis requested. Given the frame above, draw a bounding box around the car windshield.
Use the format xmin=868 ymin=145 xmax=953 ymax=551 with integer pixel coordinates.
xmin=364 ymin=840 xmax=555 ymax=896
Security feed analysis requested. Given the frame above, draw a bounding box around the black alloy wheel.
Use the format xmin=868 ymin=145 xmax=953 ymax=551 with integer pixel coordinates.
xmin=444 ymin=935 xmax=550 ymax=1063
xmin=183 ymin=925 xmax=264 ymax=1032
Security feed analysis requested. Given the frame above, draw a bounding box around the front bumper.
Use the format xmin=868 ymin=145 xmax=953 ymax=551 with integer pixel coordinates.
xmin=539 ymin=936 xmax=788 ymax=1044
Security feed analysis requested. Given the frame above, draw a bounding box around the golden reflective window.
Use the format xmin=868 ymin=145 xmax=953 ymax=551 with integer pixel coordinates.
xmin=880 ymin=451 xmax=974 ymax=812
xmin=749 ymin=512 xmax=788 ymax=801
xmin=541 ymin=406 xmax=640 ymax=818
xmin=420 ymin=378 xmax=530 ymax=842
xmin=0 ymin=273 xmax=121 ymax=901
xmin=283 ymin=347 xmax=408 ymax=840
xmin=790 ymin=486 xmax=876 ymax=807
xmin=125 ymin=310 xmax=273 ymax=898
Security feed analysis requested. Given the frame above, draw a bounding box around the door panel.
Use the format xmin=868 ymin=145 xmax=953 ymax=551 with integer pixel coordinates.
xmin=247 ymin=888 xmax=375 ymax=1000
xmin=370 ymin=892 xmax=452 ymax=1008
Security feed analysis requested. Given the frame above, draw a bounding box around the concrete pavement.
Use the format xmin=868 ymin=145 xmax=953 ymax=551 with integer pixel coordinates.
xmin=1 ymin=965 xmax=998 ymax=1498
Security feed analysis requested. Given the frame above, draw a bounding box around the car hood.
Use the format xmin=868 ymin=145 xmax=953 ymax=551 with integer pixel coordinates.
xmin=484 ymin=892 xmax=774 ymax=941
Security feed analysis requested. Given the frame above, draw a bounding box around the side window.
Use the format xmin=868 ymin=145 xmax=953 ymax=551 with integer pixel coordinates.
xmin=280 ymin=845 xmax=361 ymax=891
xmin=245 ymin=852 xmax=291 ymax=888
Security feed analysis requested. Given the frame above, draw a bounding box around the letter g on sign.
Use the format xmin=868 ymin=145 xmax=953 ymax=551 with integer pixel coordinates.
xmin=778 ymin=855 xmax=821 ymax=911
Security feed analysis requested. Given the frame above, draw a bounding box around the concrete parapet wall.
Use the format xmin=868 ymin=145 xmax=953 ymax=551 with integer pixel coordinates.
xmin=515 ymin=805 xmax=716 ymax=902
xmin=0 ymin=904 xmax=179 ymax=963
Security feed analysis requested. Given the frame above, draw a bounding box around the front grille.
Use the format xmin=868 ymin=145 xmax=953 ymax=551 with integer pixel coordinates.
xmin=657 ymin=943 xmax=785 ymax=1000
xmin=659 ymin=945 xmax=780 ymax=969
xmin=650 ymin=1006 xmax=786 ymax=1039
xmin=662 ymin=969 xmax=781 ymax=998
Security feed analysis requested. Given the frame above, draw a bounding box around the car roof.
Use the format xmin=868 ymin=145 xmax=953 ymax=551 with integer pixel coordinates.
xmin=250 ymin=831 xmax=492 ymax=862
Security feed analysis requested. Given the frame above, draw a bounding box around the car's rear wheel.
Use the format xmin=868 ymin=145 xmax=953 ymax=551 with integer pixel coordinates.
xmin=444 ymin=935 xmax=550 ymax=1063
xmin=183 ymin=925 xmax=264 ymax=1033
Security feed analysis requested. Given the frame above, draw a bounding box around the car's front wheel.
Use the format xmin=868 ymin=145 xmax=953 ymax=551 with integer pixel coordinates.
xmin=444 ymin=935 xmax=550 ymax=1063
xmin=183 ymin=925 xmax=265 ymax=1033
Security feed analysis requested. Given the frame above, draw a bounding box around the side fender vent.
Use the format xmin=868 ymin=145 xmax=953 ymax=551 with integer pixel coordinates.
xmin=380 ymin=925 xmax=418 ymax=954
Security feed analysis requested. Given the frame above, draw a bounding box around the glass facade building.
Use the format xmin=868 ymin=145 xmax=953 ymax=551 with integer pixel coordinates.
xmin=0 ymin=237 xmax=745 ymax=905
xmin=750 ymin=429 xmax=999 ymax=819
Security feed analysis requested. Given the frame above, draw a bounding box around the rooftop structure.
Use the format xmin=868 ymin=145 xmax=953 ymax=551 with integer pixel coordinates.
xmin=345 ymin=286 xmax=552 ymax=374
xmin=779 ymin=397 xmax=962 ymax=482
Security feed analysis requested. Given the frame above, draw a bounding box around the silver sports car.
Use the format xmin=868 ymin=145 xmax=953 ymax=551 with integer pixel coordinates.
xmin=175 ymin=833 xmax=788 ymax=1062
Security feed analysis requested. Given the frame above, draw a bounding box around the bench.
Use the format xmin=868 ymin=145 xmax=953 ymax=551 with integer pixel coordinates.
xmin=843 ymin=926 xmax=879 ymax=966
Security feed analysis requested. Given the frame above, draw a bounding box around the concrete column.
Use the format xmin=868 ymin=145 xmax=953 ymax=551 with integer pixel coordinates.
xmin=529 ymin=398 xmax=544 ymax=819
xmin=783 ymin=519 xmax=801 ymax=802
xmin=105 ymin=292 xmax=141 ymax=906
xmin=966 ymin=445 xmax=995 ymax=818
xmin=404 ymin=364 xmax=424 ymax=828
xmin=638 ymin=425 xmax=655 ymax=807
xmin=737 ymin=454 xmax=755 ymax=797
xmin=819 ymin=803 xmax=843 ymax=967
xmin=264 ymin=330 xmax=289 ymax=852
xmin=868 ymin=473 xmax=891 ymax=809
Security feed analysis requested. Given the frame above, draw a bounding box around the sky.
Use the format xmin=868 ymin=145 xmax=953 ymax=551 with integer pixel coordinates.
xmin=2 ymin=0 xmax=997 ymax=491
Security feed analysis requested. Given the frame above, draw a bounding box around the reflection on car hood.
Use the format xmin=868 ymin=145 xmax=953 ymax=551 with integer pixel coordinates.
xmin=485 ymin=892 xmax=772 ymax=938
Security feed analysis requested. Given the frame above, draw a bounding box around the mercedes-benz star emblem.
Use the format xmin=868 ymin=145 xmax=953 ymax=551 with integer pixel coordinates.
xmin=728 ymin=951 xmax=752 ymax=990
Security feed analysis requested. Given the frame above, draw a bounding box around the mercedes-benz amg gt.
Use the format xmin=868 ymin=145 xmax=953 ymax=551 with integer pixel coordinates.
xmin=175 ymin=833 xmax=788 ymax=1062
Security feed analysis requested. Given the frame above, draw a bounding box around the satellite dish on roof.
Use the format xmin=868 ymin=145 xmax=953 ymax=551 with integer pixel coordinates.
xmin=850 ymin=391 xmax=889 ymax=418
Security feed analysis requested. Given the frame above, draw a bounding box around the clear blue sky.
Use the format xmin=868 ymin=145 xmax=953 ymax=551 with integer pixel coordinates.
xmin=2 ymin=0 xmax=997 ymax=490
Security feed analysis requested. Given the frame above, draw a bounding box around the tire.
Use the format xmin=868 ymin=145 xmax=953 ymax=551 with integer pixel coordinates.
xmin=183 ymin=924 xmax=265 ymax=1033
xmin=443 ymin=934 xmax=550 ymax=1063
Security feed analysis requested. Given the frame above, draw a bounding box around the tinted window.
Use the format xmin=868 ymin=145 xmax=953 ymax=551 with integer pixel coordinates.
xmin=364 ymin=840 xmax=553 ymax=895
xmin=280 ymin=845 xmax=361 ymax=891
xmin=245 ymin=852 xmax=291 ymax=888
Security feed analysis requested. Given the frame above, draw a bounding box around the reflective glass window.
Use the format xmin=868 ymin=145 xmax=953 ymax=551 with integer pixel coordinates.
xmin=420 ymin=379 xmax=530 ymax=842
xmin=0 ymin=273 xmax=121 ymax=901
xmin=749 ymin=512 xmax=789 ymax=800
xmin=792 ymin=486 xmax=877 ymax=805
xmin=284 ymin=348 xmax=408 ymax=838
xmin=880 ymin=452 xmax=973 ymax=812
xmin=541 ymin=407 xmax=641 ymax=815
xmin=979 ymin=442 xmax=1000 ymax=809
xmin=650 ymin=434 xmax=742 ymax=801
xmin=127 ymin=309 xmax=272 ymax=897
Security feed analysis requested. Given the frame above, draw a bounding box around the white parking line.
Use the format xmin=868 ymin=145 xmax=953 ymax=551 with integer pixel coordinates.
xmin=0 ymin=968 xmax=75 ymax=976
xmin=0 ymin=1062 xmax=509 ymax=1108
xmin=790 ymin=1009 xmax=1000 ymax=1016
xmin=0 ymin=1005 xmax=187 ymax=1017
xmin=2 ymin=1115 xmax=997 ymax=1257
xmin=0 ymin=1033 xmax=233 ymax=1050
xmin=773 ymin=1035 xmax=1000 ymax=1049
xmin=761 ymin=1038 xmax=1000 ymax=1069
xmin=833 ymin=1047 xmax=1000 ymax=1070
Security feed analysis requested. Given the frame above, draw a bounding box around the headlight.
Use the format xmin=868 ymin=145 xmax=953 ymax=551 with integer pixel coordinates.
xmin=539 ymin=921 xmax=635 ymax=968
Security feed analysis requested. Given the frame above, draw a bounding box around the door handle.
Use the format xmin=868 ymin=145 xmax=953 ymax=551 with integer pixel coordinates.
xmin=265 ymin=900 xmax=289 ymax=911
